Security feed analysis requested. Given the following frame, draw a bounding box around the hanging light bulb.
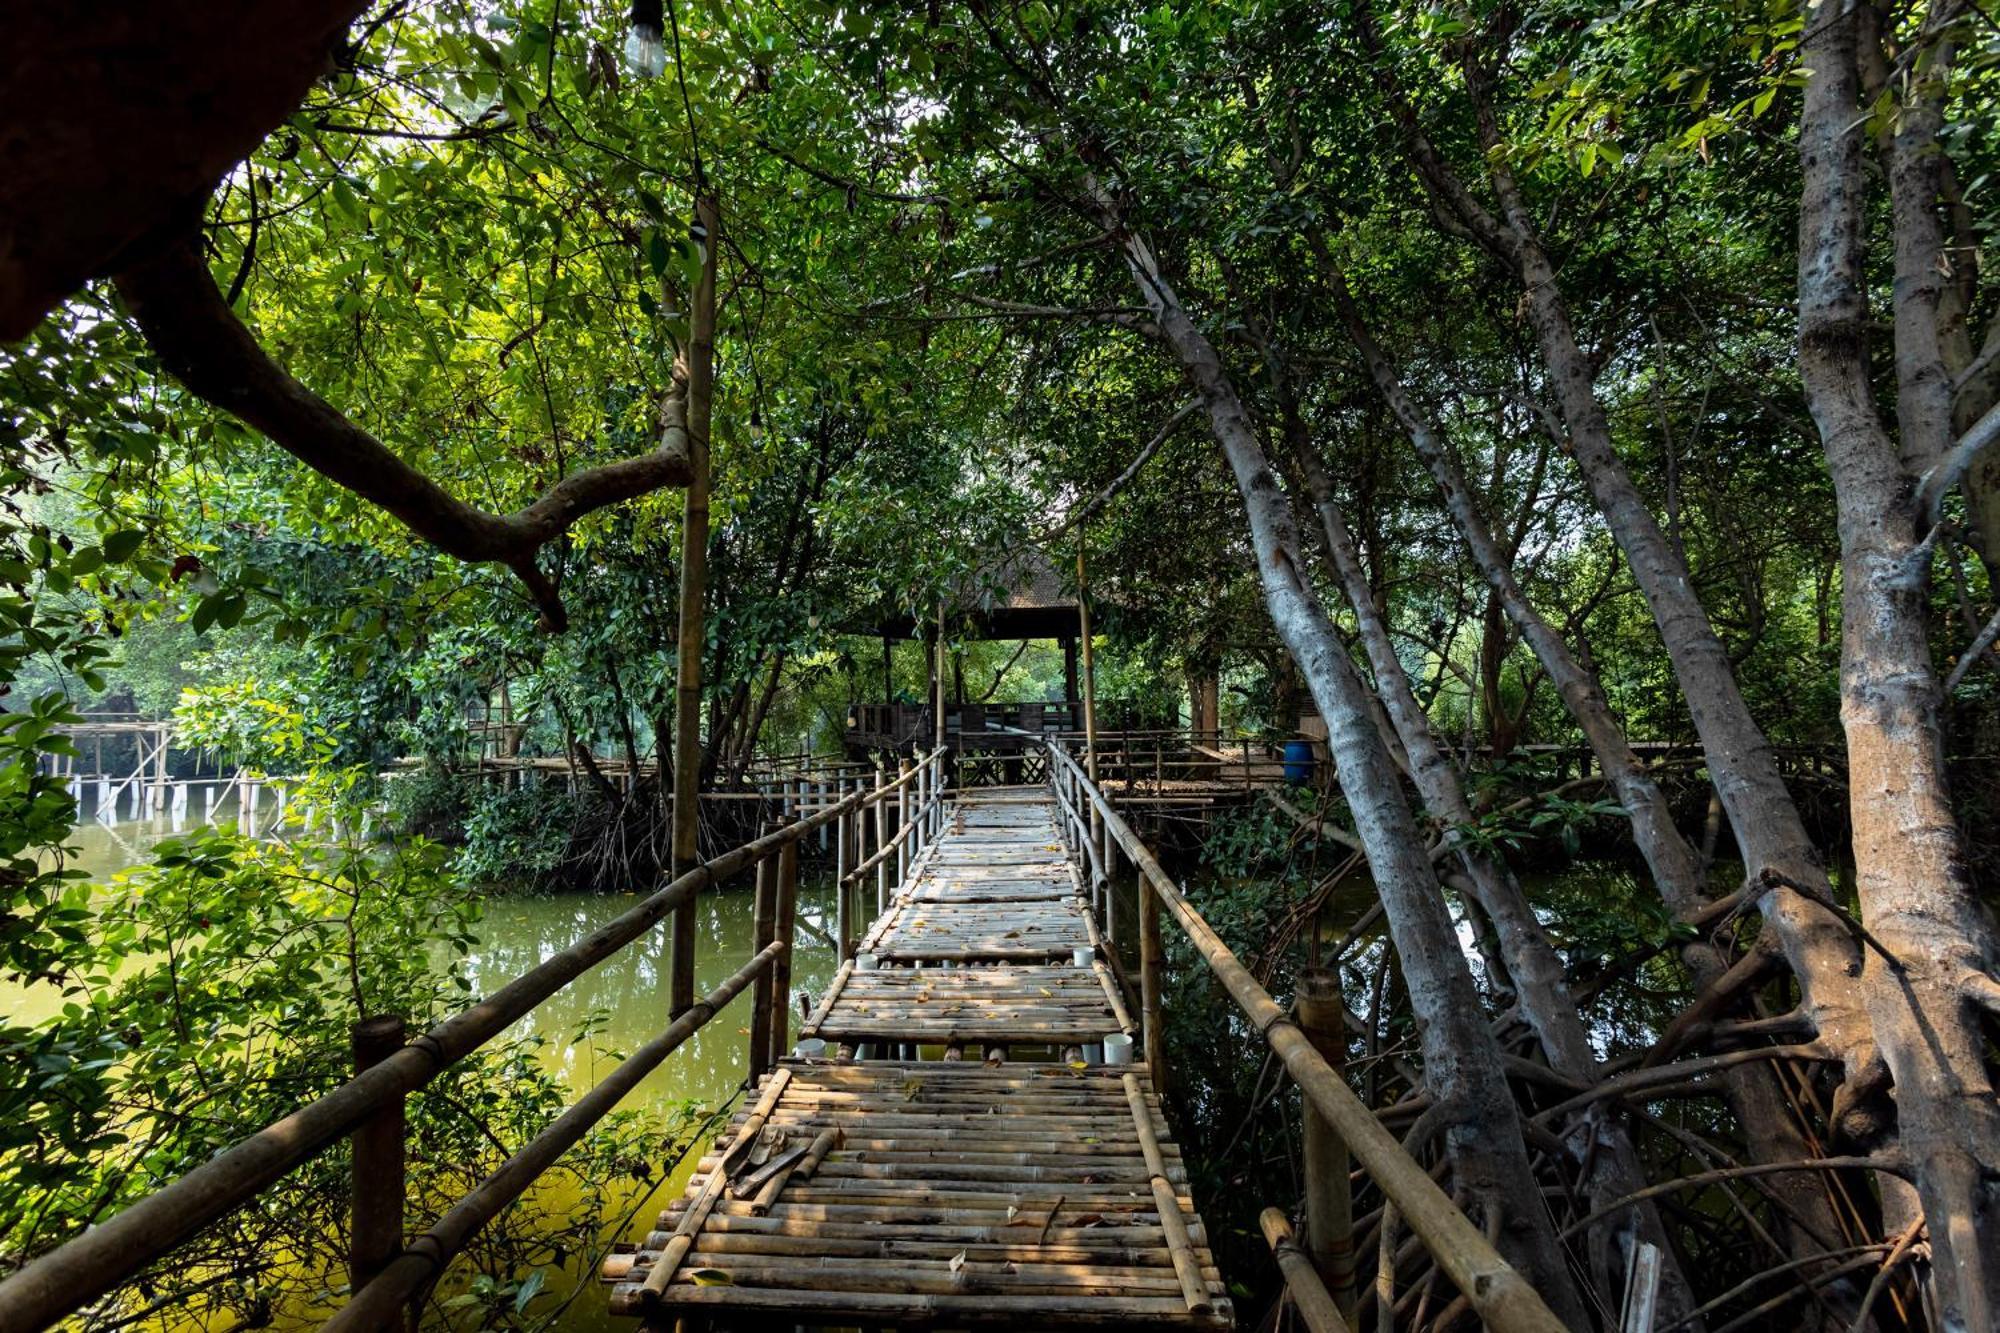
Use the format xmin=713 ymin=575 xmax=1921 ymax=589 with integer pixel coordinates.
xmin=624 ymin=0 xmax=666 ymax=79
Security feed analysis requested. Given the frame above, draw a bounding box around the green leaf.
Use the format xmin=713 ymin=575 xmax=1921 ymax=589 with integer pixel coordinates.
xmin=102 ymin=530 xmax=145 ymax=563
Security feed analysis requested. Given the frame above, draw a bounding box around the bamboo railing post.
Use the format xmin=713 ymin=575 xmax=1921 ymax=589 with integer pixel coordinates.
xmin=895 ymin=757 xmax=912 ymax=889
xmin=873 ymin=760 xmax=890 ymax=913
xmin=834 ymin=780 xmax=852 ymax=962
xmin=770 ymin=835 xmax=799 ymax=1067
xmin=1297 ymin=967 xmax=1357 ymax=1318
xmin=349 ymin=1015 xmax=408 ymax=1296
xmin=1140 ymin=875 xmax=1166 ymax=1084
xmin=749 ymin=832 xmax=780 ymax=1080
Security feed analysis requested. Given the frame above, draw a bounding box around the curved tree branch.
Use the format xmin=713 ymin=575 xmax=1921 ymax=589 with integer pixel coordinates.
xmin=1043 ymin=396 xmax=1199 ymax=539
xmin=113 ymin=230 xmax=694 ymax=629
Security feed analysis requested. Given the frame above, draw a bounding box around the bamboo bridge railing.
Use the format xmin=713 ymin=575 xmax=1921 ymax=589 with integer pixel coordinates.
xmin=1042 ymin=737 xmax=1572 ymax=1333
xmin=0 ymin=750 xmax=948 ymax=1333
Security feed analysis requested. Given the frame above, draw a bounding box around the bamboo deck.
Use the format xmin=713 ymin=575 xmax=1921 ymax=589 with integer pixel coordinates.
xmin=607 ymin=790 xmax=1233 ymax=1329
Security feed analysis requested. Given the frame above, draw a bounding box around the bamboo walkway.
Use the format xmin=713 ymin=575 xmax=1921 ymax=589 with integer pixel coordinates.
xmin=607 ymin=788 xmax=1234 ymax=1329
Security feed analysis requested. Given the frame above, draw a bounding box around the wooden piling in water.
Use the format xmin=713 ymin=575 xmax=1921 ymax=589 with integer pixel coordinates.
xmin=1140 ymin=871 xmax=1166 ymax=1085
xmin=749 ymin=830 xmax=780 ymax=1080
xmin=769 ymin=836 xmax=799 ymax=1066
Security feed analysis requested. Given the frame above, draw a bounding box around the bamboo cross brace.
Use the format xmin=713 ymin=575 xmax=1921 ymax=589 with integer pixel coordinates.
xmin=1120 ymin=1072 xmax=1211 ymax=1314
xmin=636 ymin=1067 xmax=793 ymax=1304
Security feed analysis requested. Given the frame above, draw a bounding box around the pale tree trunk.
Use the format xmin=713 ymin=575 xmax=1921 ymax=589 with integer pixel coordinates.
xmin=1106 ymin=218 xmax=1589 ymax=1325
xmin=1796 ymin=4 xmax=2000 ymax=1327
xmin=1364 ymin=24 xmax=1888 ymax=1154
xmin=669 ymin=194 xmax=719 ymax=1016
xmin=1315 ymin=244 xmax=1861 ymax=1280
xmin=1290 ymin=418 xmax=1698 ymax=1324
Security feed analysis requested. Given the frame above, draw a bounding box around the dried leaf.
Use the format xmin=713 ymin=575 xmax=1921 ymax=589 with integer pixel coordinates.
xmin=687 ymin=1268 xmax=734 ymax=1287
xmin=948 ymin=1250 xmax=967 ymax=1275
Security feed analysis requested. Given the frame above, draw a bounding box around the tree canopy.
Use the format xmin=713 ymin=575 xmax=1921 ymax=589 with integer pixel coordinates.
xmin=5 ymin=0 xmax=2000 ymax=1329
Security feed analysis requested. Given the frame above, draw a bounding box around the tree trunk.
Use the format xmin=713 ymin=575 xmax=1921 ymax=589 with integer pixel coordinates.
xmin=1292 ymin=421 xmax=1697 ymax=1323
xmin=1317 ymin=246 xmax=1861 ymax=1280
xmin=1796 ymin=5 xmax=2000 ymax=1325
xmin=1108 ymin=219 xmax=1588 ymax=1325
xmin=1369 ymin=37 xmax=1890 ymax=1153
xmin=669 ymin=194 xmax=719 ymax=1016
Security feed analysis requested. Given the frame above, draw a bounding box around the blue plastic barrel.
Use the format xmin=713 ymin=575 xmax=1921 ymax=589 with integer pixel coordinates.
xmin=1282 ymin=738 xmax=1316 ymax=785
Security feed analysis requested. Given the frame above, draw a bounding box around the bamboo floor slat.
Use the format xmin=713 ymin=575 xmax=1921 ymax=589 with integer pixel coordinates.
xmin=607 ymin=791 xmax=1231 ymax=1329
xmin=610 ymin=1062 xmax=1232 ymax=1328
xmin=865 ymin=900 xmax=1094 ymax=961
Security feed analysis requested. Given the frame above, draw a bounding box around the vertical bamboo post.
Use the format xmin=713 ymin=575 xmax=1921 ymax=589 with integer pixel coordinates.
xmin=834 ymin=781 xmax=852 ymax=963
xmin=1077 ymin=544 xmax=1109 ymax=943
xmin=349 ymin=1015 xmax=407 ymax=1295
xmin=1297 ymin=967 xmax=1356 ymax=1318
xmin=935 ymin=602 xmax=947 ymax=754
xmin=1141 ymin=874 xmax=1166 ymax=1085
xmin=748 ymin=834 xmax=779 ymax=1079
xmin=932 ymin=749 xmax=945 ymax=837
xmin=770 ymin=835 xmax=799 ymax=1067
xmin=873 ymin=760 xmax=890 ymax=912
xmin=895 ymin=758 xmax=912 ymax=889
xmin=1077 ymin=544 xmax=1100 ymax=801
xmin=668 ymin=193 xmax=720 ymax=1020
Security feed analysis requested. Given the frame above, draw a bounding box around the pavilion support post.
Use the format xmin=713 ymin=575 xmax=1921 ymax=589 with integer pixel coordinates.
xmin=349 ymin=1015 xmax=408 ymax=1296
xmin=668 ymin=193 xmax=720 ymax=1019
xmin=935 ymin=603 xmax=947 ymax=755
xmin=1298 ymin=967 xmax=1356 ymax=1319
xmin=1077 ymin=541 xmax=1106 ymax=942
xmin=748 ymin=830 xmax=779 ymax=1079
xmin=769 ymin=837 xmax=798 ymax=1066
xmin=1063 ymin=635 xmax=1079 ymax=705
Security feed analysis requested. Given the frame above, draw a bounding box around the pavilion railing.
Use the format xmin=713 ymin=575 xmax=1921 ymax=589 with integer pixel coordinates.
xmin=0 ymin=749 xmax=947 ymax=1333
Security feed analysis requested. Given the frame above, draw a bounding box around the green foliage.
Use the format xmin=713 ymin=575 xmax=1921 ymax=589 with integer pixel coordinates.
xmin=459 ymin=781 xmax=585 ymax=890
xmin=0 ymin=778 xmax=693 ymax=1328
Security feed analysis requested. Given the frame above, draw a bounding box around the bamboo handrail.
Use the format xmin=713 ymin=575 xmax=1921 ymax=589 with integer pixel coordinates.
xmin=320 ymin=942 xmax=785 ymax=1333
xmin=0 ymin=754 xmax=939 ymax=1333
xmin=1041 ymin=740 xmax=1572 ymax=1333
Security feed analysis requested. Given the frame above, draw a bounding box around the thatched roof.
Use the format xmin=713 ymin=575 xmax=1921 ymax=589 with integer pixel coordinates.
xmin=871 ymin=546 xmax=1083 ymax=640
